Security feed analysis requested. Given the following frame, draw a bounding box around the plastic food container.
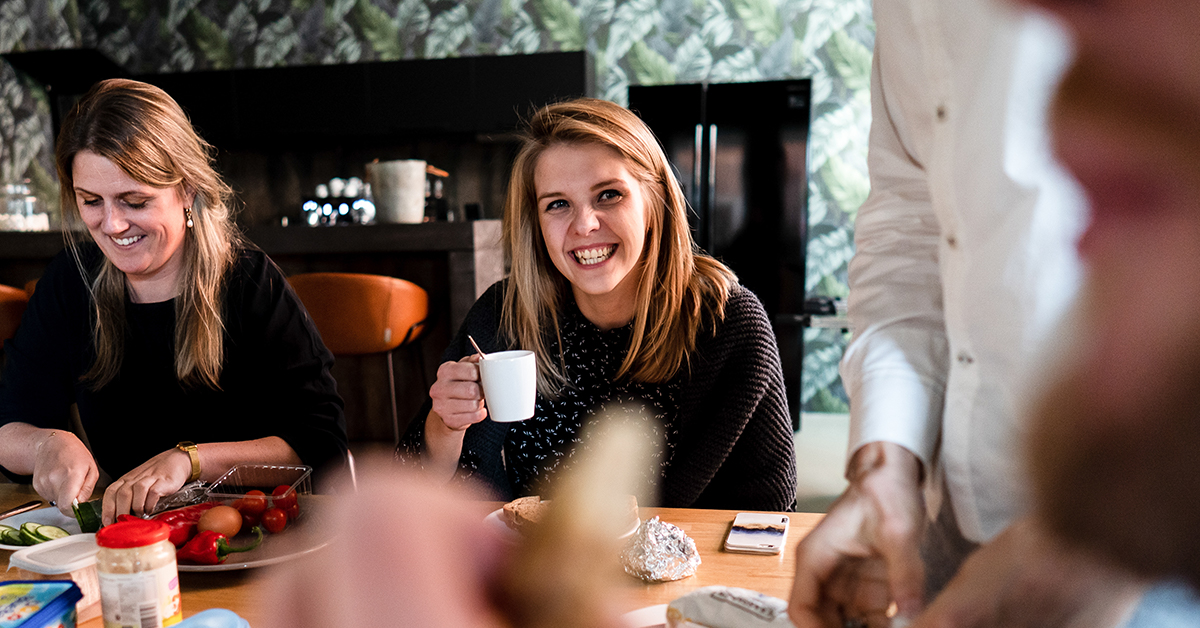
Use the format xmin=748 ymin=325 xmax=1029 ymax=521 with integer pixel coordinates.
xmin=95 ymin=519 xmax=182 ymax=627
xmin=7 ymin=535 xmax=101 ymax=624
xmin=205 ymin=464 xmax=312 ymax=513
xmin=0 ymin=580 xmax=82 ymax=628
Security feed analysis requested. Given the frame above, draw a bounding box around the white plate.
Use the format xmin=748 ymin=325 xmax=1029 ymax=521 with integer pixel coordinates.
xmin=0 ymin=505 xmax=327 ymax=571
xmin=483 ymin=507 xmax=640 ymax=543
xmin=0 ymin=506 xmax=81 ymax=550
xmin=178 ymin=513 xmax=329 ymax=572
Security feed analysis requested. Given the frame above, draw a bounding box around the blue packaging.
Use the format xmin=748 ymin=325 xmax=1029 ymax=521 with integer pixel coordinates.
xmin=0 ymin=581 xmax=82 ymax=628
xmin=175 ymin=609 xmax=250 ymax=628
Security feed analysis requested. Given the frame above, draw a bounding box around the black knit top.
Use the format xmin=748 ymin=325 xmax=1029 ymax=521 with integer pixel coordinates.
xmin=0 ymin=244 xmax=348 ymax=482
xmin=398 ymin=281 xmax=797 ymax=511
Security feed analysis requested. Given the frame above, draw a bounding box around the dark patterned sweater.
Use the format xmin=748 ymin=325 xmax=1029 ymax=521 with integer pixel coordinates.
xmin=398 ymin=281 xmax=797 ymax=511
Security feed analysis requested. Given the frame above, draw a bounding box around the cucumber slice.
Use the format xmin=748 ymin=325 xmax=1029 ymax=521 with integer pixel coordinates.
xmin=19 ymin=522 xmax=44 ymax=545
xmin=0 ymin=526 xmax=26 ymax=546
xmin=35 ymin=525 xmax=70 ymax=541
xmin=73 ymin=499 xmax=103 ymax=533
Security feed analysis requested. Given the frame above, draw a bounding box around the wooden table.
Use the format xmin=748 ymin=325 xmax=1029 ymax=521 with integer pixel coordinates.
xmin=0 ymin=484 xmax=820 ymax=625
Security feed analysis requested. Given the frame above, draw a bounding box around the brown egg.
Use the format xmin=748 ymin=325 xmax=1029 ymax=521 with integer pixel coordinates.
xmin=198 ymin=505 xmax=243 ymax=537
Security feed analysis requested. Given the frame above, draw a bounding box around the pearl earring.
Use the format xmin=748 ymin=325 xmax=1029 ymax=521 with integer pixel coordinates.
xmin=185 ymin=207 xmax=194 ymax=228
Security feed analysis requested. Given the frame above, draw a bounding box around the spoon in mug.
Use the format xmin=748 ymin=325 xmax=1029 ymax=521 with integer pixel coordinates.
xmin=468 ymin=335 xmax=489 ymax=360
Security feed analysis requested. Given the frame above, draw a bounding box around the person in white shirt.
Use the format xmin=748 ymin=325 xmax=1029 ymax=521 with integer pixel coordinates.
xmin=788 ymin=0 xmax=1199 ymax=626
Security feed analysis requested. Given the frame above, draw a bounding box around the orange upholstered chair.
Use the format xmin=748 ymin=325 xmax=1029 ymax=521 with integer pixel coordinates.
xmin=0 ymin=284 xmax=30 ymax=345
xmin=288 ymin=273 xmax=429 ymax=444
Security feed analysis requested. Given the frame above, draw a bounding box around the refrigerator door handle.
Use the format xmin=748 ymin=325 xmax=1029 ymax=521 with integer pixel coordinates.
xmin=708 ymin=123 xmax=718 ymax=244
xmin=693 ymin=123 xmax=704 ymax=208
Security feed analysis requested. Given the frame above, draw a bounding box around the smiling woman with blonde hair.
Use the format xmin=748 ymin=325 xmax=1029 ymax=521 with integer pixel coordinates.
xmin=399 ymin=98 xmax=796 ymax=511
xmin=0 ymin=79 xmax=348 ymax=524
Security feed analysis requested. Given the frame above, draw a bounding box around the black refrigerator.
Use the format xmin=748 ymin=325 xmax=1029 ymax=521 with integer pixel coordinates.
xmin=629 ymin=79 xmax=813 ymax=429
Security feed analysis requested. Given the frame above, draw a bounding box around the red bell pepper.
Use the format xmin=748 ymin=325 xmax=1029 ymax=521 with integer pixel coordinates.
xmin=152 ymin=502 xmax=220 ymax=548
xmin=176 ymin=526 xmax=263 ymax=565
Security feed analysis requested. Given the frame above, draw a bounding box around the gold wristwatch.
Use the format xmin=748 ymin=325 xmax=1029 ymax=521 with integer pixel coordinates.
xmin=176 ymin=441 xmax=201 ymax=483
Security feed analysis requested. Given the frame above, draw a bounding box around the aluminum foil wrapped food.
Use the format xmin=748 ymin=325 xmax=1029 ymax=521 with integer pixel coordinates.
xmin=620 ymin=516 xmax=701 ymax=582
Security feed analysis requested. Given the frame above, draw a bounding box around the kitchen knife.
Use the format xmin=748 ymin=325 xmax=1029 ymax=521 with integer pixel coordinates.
xmin=0 ymin=499 xmax=44 ymax=521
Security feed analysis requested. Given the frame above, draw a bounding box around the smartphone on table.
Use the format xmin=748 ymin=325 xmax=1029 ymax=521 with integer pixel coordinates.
xmin=723 ymin=513 xmax=790 ymax=555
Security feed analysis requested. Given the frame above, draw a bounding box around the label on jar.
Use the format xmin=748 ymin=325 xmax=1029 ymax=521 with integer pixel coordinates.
xmin=98 ymin=563 xmax=183 ymax=628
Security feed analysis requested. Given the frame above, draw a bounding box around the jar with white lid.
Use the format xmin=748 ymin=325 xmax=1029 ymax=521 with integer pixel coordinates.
xmin=95 ymin=519 xmax=183 ymax=628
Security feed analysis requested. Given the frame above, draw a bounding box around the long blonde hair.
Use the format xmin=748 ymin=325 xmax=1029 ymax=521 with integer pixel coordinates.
xmin=55 ymin=78 xmax=241 ymax=390
xmin=501 ymin=98 xmax=736 ymax=396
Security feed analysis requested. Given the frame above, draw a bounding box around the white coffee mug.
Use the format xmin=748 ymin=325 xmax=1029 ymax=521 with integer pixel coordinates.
xmin=478 ymin=350 xmax=537 ymax=422
xmin=366 ymin=159 xmax=426 ymax=224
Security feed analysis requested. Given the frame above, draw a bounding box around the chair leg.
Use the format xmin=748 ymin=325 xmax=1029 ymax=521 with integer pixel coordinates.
xmin=387 ymin=350 xmax=400 ymax=447
xmin=411 ymin=339 xmax=429 ymax=393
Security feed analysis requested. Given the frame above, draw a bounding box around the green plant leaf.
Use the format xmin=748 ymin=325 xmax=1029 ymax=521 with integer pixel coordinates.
xmin=164 ymin=0 xmax=200 ymax=30
xmin=672 ymin=32 xmax=711 ymax=81
xmin=805 ymin=226 xmax=853 ymax=292
xmin=329 ymin=21 xmax=364 ymax=63
xmin=798 ymin=0 xmax=857 ymax=59
xmin=808 ymin=102 xmax=854 ymax=173
xmin=396 ymin=0 xmax=431 ymax=56
xmin=826 ymin=29 xmax=871 ymax=92
xmin=821 ymin=152 xmax=869 ymax=216
xmin=329 ymin=0 xmax=357 ymax=22
xmin=599 ymin=62 xmax=629 ymax=105
xmin=355 ymin=0 xmax=403 ymax=59
xmin=254 ymin=16 xmax=300 ymax=66
xmin=425 ymin=4 xmax=475 ymax=57
xmin=185 ymin=11 xmax=234 ymax=69
xmin=710 ymin=47 xmax=760 ymax=82
xmin=534 ymin=0 xmax=584 ymax=48
xmin=801 ymin=332 xmax=848 ymax=406
xmin=700 ymin=0 xmax=732 ymax=47
xmin=497 ymin=3 xmax=542 ymax=54
xmin=578 ymin=0 xmax=615 ymax=39
xmin=606 ymin=0 xmax=658 ymax=63
xmin=0 ymin=0 xmax=33 ymax=52
xmin=731 ymin=0 xmax=781 ymax=46
xmin=118 ymin=0 xmax=146 ymax=22
xmin=628 ymin=40 xmax=674 ymax=84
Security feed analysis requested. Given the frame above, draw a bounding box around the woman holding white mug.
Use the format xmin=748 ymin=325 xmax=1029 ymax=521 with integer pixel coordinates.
xmin=398 ymin=98 xmax=795 ymax=511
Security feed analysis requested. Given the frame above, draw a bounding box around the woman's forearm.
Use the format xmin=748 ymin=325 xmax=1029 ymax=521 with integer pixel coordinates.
xmin=422 ymin=411 xmax=466 ymax=482
xmin=193 ymin=436 xmax=302 ymax=482
xmin=0 ymin=422 xmax=57 ymax=475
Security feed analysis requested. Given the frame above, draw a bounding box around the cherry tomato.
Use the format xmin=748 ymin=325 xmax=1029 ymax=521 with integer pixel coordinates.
xmin=236 ymin=490 xmax=267 ymax=517
xmin=271 ymin=485 xmax=298 ymax=512
xmin=261 ymin=508 xmax=288 ymax=534
xmin=285 ymin=503 xmax=300 ymax=521
xmin=240 ymin=510 xmax=260 ymax=529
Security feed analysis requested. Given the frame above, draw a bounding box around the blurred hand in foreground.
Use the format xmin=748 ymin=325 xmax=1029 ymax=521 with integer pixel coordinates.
xmin=911 ymin=518 xmax=1144 ymax=628
xmin=260 ymin=463 xmax=510 ymax=628
xmin=789 ymin=441 xmax=926 ymax=628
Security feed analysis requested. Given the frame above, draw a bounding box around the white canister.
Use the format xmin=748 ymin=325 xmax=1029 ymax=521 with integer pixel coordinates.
xmin=95 ymin=519 xmax=183 ymax=628
xmin=366 ymin=159 xmax=427 ymax=223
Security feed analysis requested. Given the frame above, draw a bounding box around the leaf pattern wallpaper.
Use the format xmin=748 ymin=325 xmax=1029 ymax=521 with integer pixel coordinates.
xmin=0 ymin=0 xmax=872 ymax=413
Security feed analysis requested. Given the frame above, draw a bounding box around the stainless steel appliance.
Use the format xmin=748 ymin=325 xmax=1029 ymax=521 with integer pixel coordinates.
xmin=629 ymin=80 xmax=813 ymax=428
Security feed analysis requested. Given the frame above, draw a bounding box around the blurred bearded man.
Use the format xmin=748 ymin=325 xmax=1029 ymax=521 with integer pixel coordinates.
xmin=1023 ymin=0 xmax=1200 ymax=588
